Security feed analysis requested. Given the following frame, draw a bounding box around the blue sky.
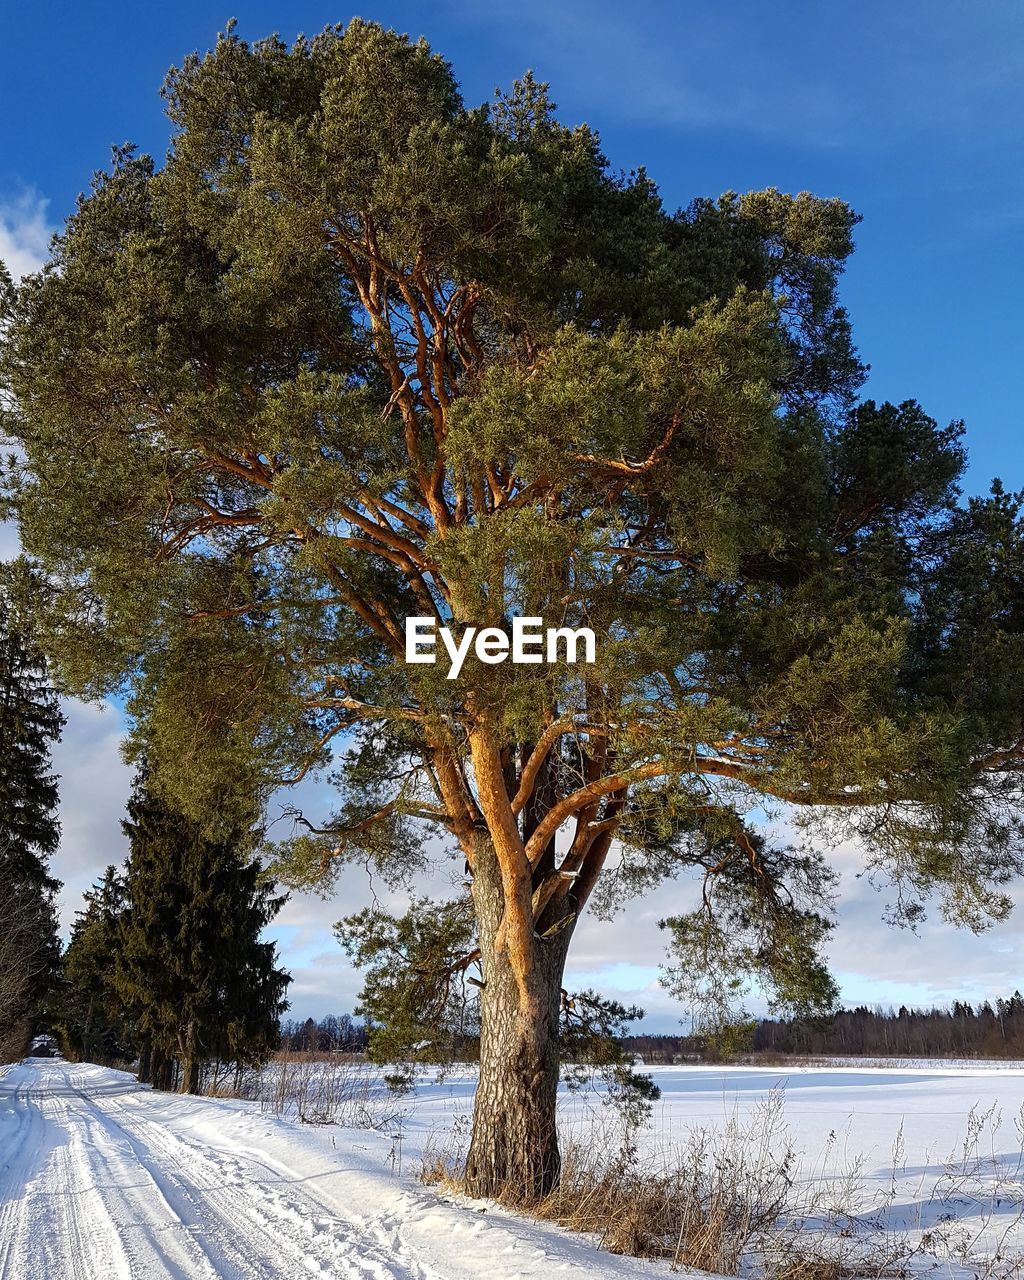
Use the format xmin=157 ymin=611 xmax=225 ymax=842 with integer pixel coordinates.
xmin=2 ymin=1 xmax=1023 ymax=1026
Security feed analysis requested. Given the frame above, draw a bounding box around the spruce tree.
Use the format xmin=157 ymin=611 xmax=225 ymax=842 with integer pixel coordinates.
xmin=4 ymin=21 xmax=1024 ymax=1193
xmin=115 ymin=778 xmax=290 ymax=1093
xmin=0 ymin=579 xmax=64 ymax=1061
xmin=0 ymin=589 xmax=63 ymax=888
xmin=57 ymin=866 xmax=132 ymax=1063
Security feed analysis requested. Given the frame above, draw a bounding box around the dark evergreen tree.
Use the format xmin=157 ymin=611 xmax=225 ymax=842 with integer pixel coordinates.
xmin=0 ymin=587 xmax=63 ymax=888
xmin=114 ymin=779 xmax=291 ymax=1093
xmin=0 ymin=577 xmax=64 ymax=1061
xmin=0 ymin=872 xmax=60 ymax=1062
xmin=56 ymin=866 xmax=133 ymax=1063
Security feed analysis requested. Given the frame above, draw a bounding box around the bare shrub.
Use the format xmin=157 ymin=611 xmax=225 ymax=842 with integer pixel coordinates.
xmin=540 ymin=1093 xmax=794 ymax=1270
xmin=762 ymin=1100 xmax=1024 ymax=1280
xmin=423 ymin=1092 xmax=796 ymax=1268
xmin=911 ymin=1103 xmax=1024 ymax=1280
xmin=250 ymin=1051 xmax=404 ymax=1130
xmin=420 ymin=1112 xmax=472 ymax=1189
xmin=0 ymin=871 xmax=56 ymax=1064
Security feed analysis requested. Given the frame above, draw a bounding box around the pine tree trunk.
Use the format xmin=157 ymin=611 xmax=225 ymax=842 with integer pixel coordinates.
xmin=137 ymin=1045 xmax=152 ymax=1084
xmin=463 ymin=836 xmax=572 ymax=1201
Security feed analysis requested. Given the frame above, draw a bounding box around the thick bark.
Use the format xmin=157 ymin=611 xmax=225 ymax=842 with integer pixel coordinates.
xmin=464 ymin=836 xmax=573 ymax=1201
xmin=150 ymin=1047 xmax=173 ymax=1091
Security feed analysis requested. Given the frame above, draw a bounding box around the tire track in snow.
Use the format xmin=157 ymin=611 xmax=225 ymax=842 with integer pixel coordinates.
xmin=0 ymin=1081 xmax=38 ymax=1277
xmin=79 ymin=1080 xmax=422 ymax=1279
xmin=3 ymin=1062 xmax=599 ymax=1280
xmin=23 ymin=1090 xmax=131 ymax=1280
xmin=53 ymin=1080 xmax=222 ymax=1280
xmin=163 ymin=1135 xmax=445 ymax=1280
xmin=0 ymin=1072 xmax=134 ymax=1280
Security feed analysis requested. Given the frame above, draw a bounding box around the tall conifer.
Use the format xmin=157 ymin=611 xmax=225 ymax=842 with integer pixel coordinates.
xmin=0 ymin=584 xmax=63 ymax=1060
xmin=115 ymin=778 xmax=290 ymax=1092
xmin=58 ymin=866 xmax=132 ymax=1063
xmin=0 ymin=592 xmax=63 ymax=887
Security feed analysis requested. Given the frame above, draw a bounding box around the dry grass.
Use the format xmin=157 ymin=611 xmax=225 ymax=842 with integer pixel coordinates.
xmin=421 ymin=1089 xmax=1024 ymax=1280
xmin=422 ymin=1093 xmax=807 ymax=1271
xmin=534 ymin=1102 xmax=793 ymax=1271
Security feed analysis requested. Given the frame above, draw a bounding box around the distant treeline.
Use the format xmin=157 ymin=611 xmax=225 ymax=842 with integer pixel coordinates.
xmin=279 ymin=1014 xmax=373 ymax=1054
xmin=290 ymin=995 xmax=1024 ymax=1065
xmin=622 ymin=993 xmax=1024 ymax=1062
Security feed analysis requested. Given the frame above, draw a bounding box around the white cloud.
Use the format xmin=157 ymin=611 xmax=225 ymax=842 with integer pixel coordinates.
xmin=0 ymin=189 xmax=51 ymax=282
xmin=823 ymin=835 xmax=1024 ymax=1009
xmin=50 ymin=700 xmax=133 ymax=934
xmin=0 ymin=524 xmax=20 ymax=561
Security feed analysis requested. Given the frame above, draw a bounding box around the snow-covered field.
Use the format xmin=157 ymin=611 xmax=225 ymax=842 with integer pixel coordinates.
xmin=1 ymin=1056 xmax=1022 ymax=1279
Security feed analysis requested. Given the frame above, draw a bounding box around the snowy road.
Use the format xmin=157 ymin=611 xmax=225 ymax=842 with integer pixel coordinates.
xmin=0 ymin=1058 xmax=664 ymax=1280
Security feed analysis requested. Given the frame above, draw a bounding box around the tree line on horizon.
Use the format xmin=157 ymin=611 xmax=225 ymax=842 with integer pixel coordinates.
xmin=621 ymin=996 xmax=1024 ymax=1062
xmin=744 ymin=993 xmax=1024 ymax=1061
xmin=278 ymin=1014 xmax=372 ymax=1054
xmin=288 ymin=993 xmax=1024 ymax=1066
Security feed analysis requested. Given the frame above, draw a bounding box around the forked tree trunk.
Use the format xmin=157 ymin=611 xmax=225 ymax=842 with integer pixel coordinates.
xmin=464 ymin=837 xmax=573 ymax=1201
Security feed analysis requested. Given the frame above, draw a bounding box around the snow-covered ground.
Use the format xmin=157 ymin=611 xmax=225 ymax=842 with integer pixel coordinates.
xmin=1 ymin=1056 xmax=1022 ymax=1279
xmin=629 ymin=1062 xmax=1024 ymax=1271
xmin=376 ymin=1059 xmax=1024 ymax=1275
xmin=0 ymin=1057 xmax=666 ymax=1279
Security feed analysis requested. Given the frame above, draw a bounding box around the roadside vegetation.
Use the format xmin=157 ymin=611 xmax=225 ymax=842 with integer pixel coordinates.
xmin=421 ymin=1084 xmax=1024 ymax=1280
xmin=0 ymin=576 xmax=63 ymax=1064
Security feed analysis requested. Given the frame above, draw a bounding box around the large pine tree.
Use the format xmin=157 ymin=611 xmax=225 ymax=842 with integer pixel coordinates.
xmin=4 ymin=21 xmax=1024 ymax=1193
xmin=0 ymin=579 xmax=64 ymax=1061
xmin=115 ymin=778 xmax=291 ymax=1093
